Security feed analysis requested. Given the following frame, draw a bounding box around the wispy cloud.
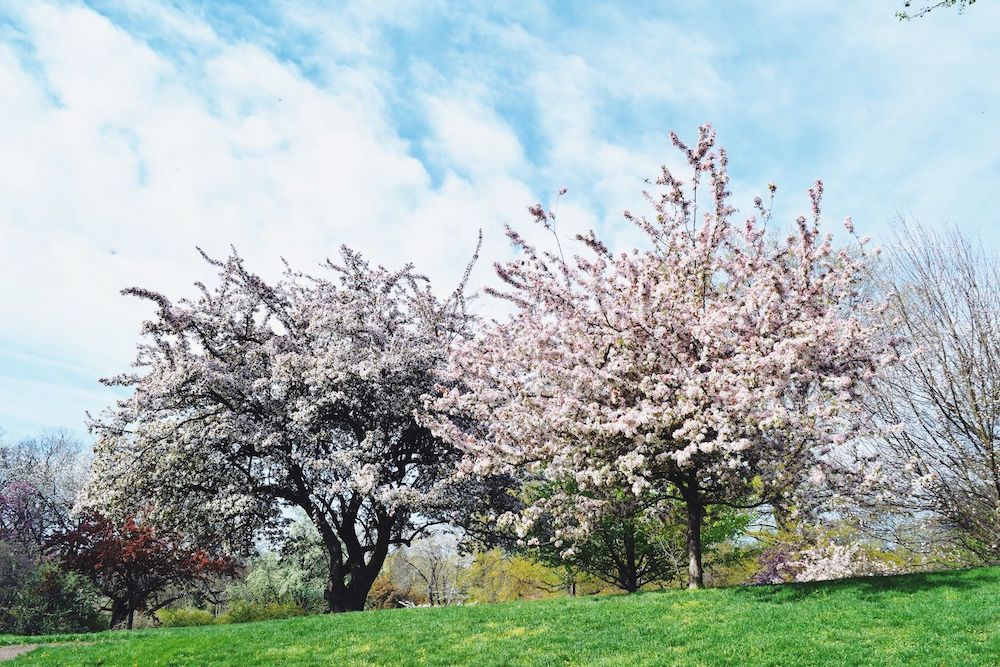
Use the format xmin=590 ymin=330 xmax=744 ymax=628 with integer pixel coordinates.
xmin=1 ymin=0 xmax=998 ymax=439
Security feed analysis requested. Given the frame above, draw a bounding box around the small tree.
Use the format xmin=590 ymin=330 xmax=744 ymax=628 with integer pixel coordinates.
xmin=525 ymin=496 xmax=751 ymax=592
xmin=48 ymin=513 xmax=236 ymax=629
xmin=429 ymin=124 xmax=895 ymax=588
xmin=394 ymin=532 xmax=470 ymax=606
xmin=5 ymin=564 xmax=104 ymax=635
xmin=227 ymin=515 xmax=328 ymax=612
xmin=462 ymin=549 xmax=572 ymax=603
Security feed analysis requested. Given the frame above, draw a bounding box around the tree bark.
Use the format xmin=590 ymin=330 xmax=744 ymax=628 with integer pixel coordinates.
xmin=110 ymin=599 xmax=129 ymax=629
xmin=681 ymin=475 xmax=705 ymax=589
xmin=621 ymin=522 xmax=640 ymax=593
xmin=318 ymin=519 xmax=392 ymax=613
xmin=324 ymin=575 xmax=370 ymax=612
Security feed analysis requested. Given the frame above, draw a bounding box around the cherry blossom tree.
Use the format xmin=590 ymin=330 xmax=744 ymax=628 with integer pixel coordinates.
xmin=84 ymin=245 xmax=509 ymax=612
xmin=428 ymin=124 xmax=896 ymax=589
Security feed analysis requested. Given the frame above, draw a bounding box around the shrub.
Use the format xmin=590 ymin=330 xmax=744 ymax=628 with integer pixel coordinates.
xmin=752 ymin=535 xmax=899 ymax=585
xmin=158 ymin=607 xmax=216 ymax=627
xmin=0 ymin=540 xmax=36 ymax=632
xmin=8 ymin=563 xmax=104 ymax=635
xmin=225 ymin=551 xmax=325 ymax=613
xmin=365 ymin=575 xmax=411 ymax=610
xmin=220 ymin=601 xmax=304 ymax=624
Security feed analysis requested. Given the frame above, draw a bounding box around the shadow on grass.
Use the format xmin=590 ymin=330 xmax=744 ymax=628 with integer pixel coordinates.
xmin=732 ymin=567 xmax=995 ymax=604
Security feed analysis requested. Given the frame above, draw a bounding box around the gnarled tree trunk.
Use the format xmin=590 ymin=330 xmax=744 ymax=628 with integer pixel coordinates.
xmin=316 ymin=509 xmax=393 ymax=612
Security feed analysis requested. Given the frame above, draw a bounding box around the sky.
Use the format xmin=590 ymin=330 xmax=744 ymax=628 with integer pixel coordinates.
xmin=1 ymin=0 xmax=998 ymax=442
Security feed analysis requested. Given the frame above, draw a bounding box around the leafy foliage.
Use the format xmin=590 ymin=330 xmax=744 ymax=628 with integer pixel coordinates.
xmin=157 ymin=607 xmax=215 ymax=628
xmin=48 ymin=513 xmax=236 ymax=629
xmin=226 ymin=552 xmax=325 ymax=613
xmin=220 ymin=601 xmax=304 ymax=624
xmin=4 ymin=563 xmax=103 ymax=636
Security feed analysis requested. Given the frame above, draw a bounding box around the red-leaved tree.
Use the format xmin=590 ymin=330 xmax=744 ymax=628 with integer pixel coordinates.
xmin=48 ymin=514 xmax=236 ymax=629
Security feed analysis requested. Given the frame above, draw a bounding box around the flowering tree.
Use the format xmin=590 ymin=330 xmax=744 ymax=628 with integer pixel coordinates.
xmin=428 ymin=125 xmax=896 ymax=588
xmin=0 ymin=431 xmax=88 ymax=547
xmin=85 ymin=246 xmax=509 ymax=612
xmin=752 ymin=536 xmax=895 ymax=585
xmin=48 ymin=513 xmax=236 ymax=629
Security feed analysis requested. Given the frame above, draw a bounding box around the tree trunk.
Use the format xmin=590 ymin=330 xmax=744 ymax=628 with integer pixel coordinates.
xmin=681 ymin=474 xmax=705 ymax=589
xmin=110 ymin=599 xmax=129 ymax=629
xmin=127 ymin=607 xmax=135 ymax=630
xmin=621 ymin=522 xmax=640 ymax=593
xmin=320 ymin=536 xmax=390 ymax=612
xmin=772 ymin=501 xmax=794 ymax=533
xmin=324 ymin=576 xmax=369 ymax=612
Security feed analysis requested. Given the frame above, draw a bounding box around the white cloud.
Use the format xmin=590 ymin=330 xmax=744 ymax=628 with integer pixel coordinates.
xmin=3 ymin=0 xmax=1000 ymax=439
xmin=423 ymin=96 xmax=525 ymax=178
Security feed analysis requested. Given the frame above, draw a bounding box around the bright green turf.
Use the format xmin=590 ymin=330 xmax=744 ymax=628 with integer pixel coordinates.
xmin=4 ymin=567 xmax=999 ymax=666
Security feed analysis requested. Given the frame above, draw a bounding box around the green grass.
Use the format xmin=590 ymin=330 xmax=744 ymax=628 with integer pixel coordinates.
xmin=4 ymin=567 xmax=1000 ymax=666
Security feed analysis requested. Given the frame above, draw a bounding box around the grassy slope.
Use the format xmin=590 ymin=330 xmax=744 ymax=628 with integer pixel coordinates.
xmin=3 ymin=567 xmax=1000 ymax=666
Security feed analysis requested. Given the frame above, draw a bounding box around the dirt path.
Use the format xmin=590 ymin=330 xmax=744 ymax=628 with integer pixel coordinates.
xmin=0 ymin=642 xmax=94 ymax=663
xmin=0 ymin=645 xmax=38 ymax=662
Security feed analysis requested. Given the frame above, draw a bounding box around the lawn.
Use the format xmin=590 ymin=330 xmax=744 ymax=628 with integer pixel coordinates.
xmin=3 ymin=567 xmax=999 ymax=666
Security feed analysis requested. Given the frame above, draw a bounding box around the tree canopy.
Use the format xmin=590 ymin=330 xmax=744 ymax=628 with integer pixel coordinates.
xmin=428 ymin=124 xmax=897 ymax=588
xmin=85 ymin=244 xmax=510 ymax=611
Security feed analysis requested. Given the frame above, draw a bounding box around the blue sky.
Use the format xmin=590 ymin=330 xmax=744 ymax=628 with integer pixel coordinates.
xmin=1 ymin=0 xmax=998 ymax=442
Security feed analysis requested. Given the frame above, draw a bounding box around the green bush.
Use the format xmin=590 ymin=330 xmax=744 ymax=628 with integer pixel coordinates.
xmin=220 ymin=601 xmax=305 ymax=624
xmin=0 ymin=540 xmax=36 ymax=633
xmin=226 ymin=551 xmax=326 ymax=613
xmin=158 ymin=607 xmax=216 ymax=627
xmin=8 ymin=563 xmax=105 ymax=635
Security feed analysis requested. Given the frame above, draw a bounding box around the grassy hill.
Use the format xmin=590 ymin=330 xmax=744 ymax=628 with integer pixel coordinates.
xmin=3 ymin=567 xmax=999 ymax=666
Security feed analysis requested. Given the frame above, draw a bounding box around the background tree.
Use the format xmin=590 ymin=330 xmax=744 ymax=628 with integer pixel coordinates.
xmin=85 ymin=245 xmax=509 ymax=612
xmin=0 ymin=429 xmax=95 ymax=634
xmin=526 ymin=497 xmax=751 ymax=592
xmin=48 ymin=513 xmax=236 ymax=629
xmin=429 ymin=124 xmax=895 ymax=588
xmin=0 ymin=430 xmax=89 ymax=547
xmin=866 ymin=223 xmax=1000 ymax=562
xmin=3 ymin=563 xmax=104 ymax=635
xmin=393 ymin=532 xmax=469 ymax=606
xmin=226 ymin=513 xmax=332 ymax=613
xmin=461 ymin=549 xmax=584 ymax=603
